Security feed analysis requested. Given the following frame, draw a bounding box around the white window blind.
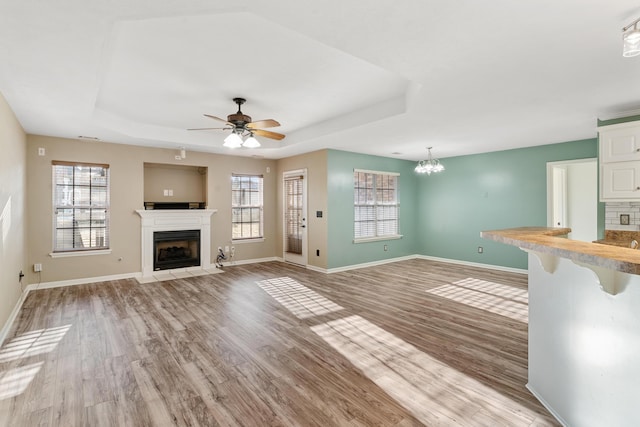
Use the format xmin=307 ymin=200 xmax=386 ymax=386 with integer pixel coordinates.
xmin=52 ymin=161 xmax=110 ymax=252
xmin=354 ymin=169 xmax=399 ymax=240
xmin=231 ymin=174 xmax=264 ymax=240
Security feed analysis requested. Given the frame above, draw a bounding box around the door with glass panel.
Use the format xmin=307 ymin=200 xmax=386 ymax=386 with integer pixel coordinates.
xmin=283 ymin=170 xmax=307 ymax=266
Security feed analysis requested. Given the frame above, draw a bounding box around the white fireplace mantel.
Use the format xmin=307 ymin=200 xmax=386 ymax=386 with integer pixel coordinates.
xmin=135 ymin=209 xmax=217 ymax=279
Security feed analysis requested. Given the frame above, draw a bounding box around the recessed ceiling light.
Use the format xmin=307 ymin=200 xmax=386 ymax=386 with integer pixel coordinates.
xmin=78 ymin=135 xmax=100 ymax=140
xmin=391 ymin=152 xmax=402 ymax=155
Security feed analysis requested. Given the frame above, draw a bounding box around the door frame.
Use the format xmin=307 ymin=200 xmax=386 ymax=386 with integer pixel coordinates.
xmin=546 ymin=158 xmax=598 ymax=240
xmin=283 ymin=168 xmax=308 ymax=266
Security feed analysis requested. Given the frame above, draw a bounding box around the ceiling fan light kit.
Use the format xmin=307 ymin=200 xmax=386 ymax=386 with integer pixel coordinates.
xmin=189 ymin=98 xmax=284 ymax=148
xmin=223 ymin=132 xmax=243 ymax=148
xmin=242 ymin=135 xmax=261 ymax=148
xmin=623 ymin=18 xmax=640 ymax=57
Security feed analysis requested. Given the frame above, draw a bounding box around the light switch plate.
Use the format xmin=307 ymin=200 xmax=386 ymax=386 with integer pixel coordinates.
xmin=621 ymin=214 xmax=630 ymax=225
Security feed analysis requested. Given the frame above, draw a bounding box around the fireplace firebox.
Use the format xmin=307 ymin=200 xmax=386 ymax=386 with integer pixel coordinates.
xmin=153 ymin=230 xmax=200 ymax=271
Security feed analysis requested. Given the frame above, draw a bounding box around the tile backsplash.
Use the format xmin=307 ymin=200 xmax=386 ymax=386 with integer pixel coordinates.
xmin=605 ymin=202 xmax=640 ymax=230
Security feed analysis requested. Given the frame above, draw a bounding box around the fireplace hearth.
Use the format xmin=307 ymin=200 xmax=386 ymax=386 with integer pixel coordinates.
xmin=153 ymin=229 xmax=200 ymax=271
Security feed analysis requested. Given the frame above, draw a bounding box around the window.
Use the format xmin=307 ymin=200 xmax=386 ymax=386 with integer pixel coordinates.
xmin=354 ymin=169 xmax=400 ymax=241
xmin=231 ymin=174 xmax=264 ymax=240
xmin=53 ymin=161 xmax=110 ymax=252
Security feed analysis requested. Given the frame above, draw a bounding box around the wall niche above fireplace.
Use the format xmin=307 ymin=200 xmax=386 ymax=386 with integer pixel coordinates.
xmin=144 ymin=163 xmax=207 ymax=206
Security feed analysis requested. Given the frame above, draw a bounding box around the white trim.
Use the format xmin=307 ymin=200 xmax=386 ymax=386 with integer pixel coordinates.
xmin=29 ymin=272 xmax=140 ymax=290
xmin=597 ymin=115 xmax=640 ymax=128
xmin=526 ymin=384 xmax=568 ymax=427
xmin=232 ymin=238 xmax=265 ymax=244
xmin=306 ymin=264 xmax=328 ymax=274
xmin=325 ymin=255 xmax=416 ymax=274
xmin=308 ymin=255 xmax=525 ymax=275
xmin=49 ymin=249 xmax=112 ymax=258
xmin=354 ymin=168 xmax=400 ymax=176
xmin=0 ymin=286 xmax=34 ymax=347
xmin=283 ymin=168 xmax=308 ymax=267
xmin=222 ymin=256 xmax=280 ymax=267
xmin=415 ymin=254 xmax=527 ymax=275
xmin=353 ymin=234 xmax=403 ymax=244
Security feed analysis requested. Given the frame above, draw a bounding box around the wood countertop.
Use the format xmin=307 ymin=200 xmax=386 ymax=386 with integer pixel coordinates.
xmin=481 ymin=226 xmax=640 ymax=275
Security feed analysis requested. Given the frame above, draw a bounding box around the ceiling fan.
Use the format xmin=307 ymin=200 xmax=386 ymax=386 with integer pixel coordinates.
xmin=188 ymin=98 xmax=285 ymax=148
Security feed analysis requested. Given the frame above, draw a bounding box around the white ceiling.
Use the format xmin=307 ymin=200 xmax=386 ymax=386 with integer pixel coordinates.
xmin=1 ymin=0 xmax=640 ymax=161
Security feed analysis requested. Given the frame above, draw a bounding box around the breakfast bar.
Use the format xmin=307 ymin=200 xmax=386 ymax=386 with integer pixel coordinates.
xmin=482 ymin=227 xmax=640 ymax=427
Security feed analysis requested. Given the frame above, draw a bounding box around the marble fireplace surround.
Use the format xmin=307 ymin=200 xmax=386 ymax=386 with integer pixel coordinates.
xmin=135 ymin=209 xmax=217 ymax=282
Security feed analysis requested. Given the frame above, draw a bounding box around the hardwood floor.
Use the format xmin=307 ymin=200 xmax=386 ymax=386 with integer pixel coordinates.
xmin=0 ymin=259 xmax=559 ymax=426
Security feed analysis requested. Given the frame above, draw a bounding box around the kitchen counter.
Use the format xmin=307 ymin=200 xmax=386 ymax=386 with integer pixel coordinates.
xmin=481 ymin=226 xmax=640 ymax=275
xmin=481 ymin=225 xmax=640 ymax=426
xmin=593 ymin=229 xmax=640 ymax=248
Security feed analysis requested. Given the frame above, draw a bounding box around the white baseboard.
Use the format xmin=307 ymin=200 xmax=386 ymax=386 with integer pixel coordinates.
xmin=29 ymin=272 xmax=141 ymax=290
xmin=325 ymin=255 xmax=417 ymax=274
xmin=526 ymin=383 xmax=567 ymax=427
xmin=415 ymin=254 xmax=527 ymax=275
xmin=306 ymin=254 xmax=526 ymax=275
xmin=221 ymin=256 xmax=281 ymax=267
xmin=306 ymin=264 xmax=328 ymax=274
xmin=0 ymin=285 xmax=35 ymax=346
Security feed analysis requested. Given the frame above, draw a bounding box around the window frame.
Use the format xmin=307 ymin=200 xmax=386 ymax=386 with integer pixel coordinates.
xmin=231 ymin=174 xmax=264 ymax=242
xmin=51 ymin=161 xmax=111 ymax=255
xmin=353 ymin=168 xmax=402 ymax=243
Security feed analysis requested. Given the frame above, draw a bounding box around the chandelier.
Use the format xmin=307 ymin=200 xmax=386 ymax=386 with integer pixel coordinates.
xmin=415 ymin=147 xmax=445 ymax=175
xmin=623 ymin=17 xmax=640 ymax=57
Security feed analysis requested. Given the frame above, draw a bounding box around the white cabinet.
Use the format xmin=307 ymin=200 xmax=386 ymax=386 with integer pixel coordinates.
xmin=601 ymin=162 xmax=640 ymax=199
xmin=599 ymin=123 xmax=640 ymax=163
xmin=599 ymin=121 xmax=640 ymax=201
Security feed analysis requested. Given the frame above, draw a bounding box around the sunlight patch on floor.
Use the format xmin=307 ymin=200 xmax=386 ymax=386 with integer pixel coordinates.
xmin=311 ymin=314 xmax=539 ymax=425
xmin=256 ymin=277 xmax=344 ymax=319
xmin=0 ymin=324 xmax=71 ymax=363
xmin=0 ymin=362 xmax=43 ymax=400
xmin=426 ymin=277 xmax=528 ymax=323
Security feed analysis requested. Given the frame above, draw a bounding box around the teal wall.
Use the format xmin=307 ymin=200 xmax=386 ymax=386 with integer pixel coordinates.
xmin=327 ymin=150 xmax=419 ymax=269
xmin=326 ymin=140 xmax=602 ymax=271
xmin=416 ymin=139 xmax=601 ymax=270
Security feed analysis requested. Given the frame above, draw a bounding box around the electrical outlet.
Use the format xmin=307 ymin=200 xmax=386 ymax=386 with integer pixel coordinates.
xmin=477 ymin=246 xmax=483 ymax=254
xmin=38 ymin=147 xmax=45 ymax=156
xmin=384 ymin=244 xmax=388 ymax=251
xmin=34 ymin=263 xmax=42 ymax=272
xmin=230 ymin=246 xmax=235 ymax=257
xmin=218 ymin=246 xmax=222 ymax=252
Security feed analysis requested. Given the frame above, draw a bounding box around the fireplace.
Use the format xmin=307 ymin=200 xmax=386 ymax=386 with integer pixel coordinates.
xmin=153 ymin=229 xmax=200 ymax=271
xmin=136 ymin=209 xmax=216 ymax=281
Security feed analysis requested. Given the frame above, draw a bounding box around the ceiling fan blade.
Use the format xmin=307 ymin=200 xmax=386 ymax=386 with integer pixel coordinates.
xmin=187 ymin=127 xmax=230 ymax=131
xmin=204 ymin=114 xmax=233 ymax=125
xmin=247 ymin=119 xmax=280 ymax=129
xmin=252 ymin=129 xmax=286 ymax=140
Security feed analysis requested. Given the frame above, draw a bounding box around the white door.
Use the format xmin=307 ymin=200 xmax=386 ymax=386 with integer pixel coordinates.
xmin=283 ymin=170 xmax=307 ymax=266
xmin=547 ymin=159 xmax=598 ymax=242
